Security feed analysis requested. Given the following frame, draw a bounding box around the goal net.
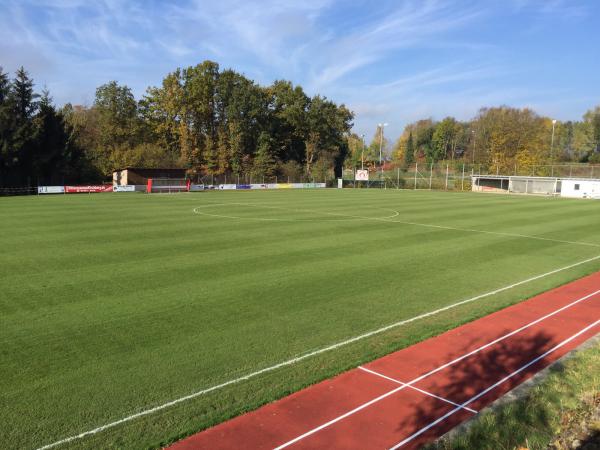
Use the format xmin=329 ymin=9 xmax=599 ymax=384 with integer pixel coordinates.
xmin=147 ymin=178 xmax=190 ymax=193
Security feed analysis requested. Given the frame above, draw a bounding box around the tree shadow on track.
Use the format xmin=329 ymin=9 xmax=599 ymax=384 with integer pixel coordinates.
xmin=392 ymin=330 xmax=559 ymax=449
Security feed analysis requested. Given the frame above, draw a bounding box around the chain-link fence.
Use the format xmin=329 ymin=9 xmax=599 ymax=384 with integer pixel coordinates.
xmin=341 ymin=162 xmax=600 ymax=191
xmin=194 ymin=173 xmax=330 ymax=186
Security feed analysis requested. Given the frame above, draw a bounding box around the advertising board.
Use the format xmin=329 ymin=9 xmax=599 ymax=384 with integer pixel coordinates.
xmin=355 ymin=169 xmax=369 ymax=181
xmin=37 ymin=186 xmax=65 ymax=194
xmin=64 ymin=185 xmax=113 ymax=193
xmin=113 ymin=185 xmax=135 ymax=192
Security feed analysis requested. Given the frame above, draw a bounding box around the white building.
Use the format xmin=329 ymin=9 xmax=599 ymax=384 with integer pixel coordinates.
xmin=471 ymin=175 xmax=600 ymax=199
xmin=560 ymin=179 xmax=600 ymax=199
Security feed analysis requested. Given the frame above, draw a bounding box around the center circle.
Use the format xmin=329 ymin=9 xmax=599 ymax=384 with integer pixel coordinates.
xmin=192 ymin=202 xmax=399 ymax=222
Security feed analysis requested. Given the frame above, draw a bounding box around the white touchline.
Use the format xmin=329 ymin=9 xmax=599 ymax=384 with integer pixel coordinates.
xmin=272 ymin=288 xmax=600 ymax=449
xmin=357 ymin=367 xmax=478 ymax=414
xmin=36 ymin=256 xmax=600 ymax=450
xmin=389 ymin=318 xmax=600 ymax=450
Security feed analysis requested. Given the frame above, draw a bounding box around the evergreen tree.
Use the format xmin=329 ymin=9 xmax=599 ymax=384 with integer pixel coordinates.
xmin=0 ymin=67 xmax=14 ymax=186
xmin=0 ymin=67 xmax=10 ymax=104
xmin=13 ymin=66 xmax=38 ymax=123
xmin=252 ymin=131 xmax=276 ymax=179
xmin=9 ymin=67 xmax=39 ymax=185
xmin=31 ymin=88 xmax=82 ymax=184
xmin=228 ymin=121 xmax=244 ymax=176
xmin=404 ymin=132 xmax=415 ymax=166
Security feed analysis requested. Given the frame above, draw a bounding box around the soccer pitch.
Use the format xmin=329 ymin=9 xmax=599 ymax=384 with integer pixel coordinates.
xmin=2 ymin=189 xmax=600 ymax=450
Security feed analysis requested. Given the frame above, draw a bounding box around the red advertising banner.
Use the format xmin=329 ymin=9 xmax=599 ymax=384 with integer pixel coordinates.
xmin=64 ymin=185 xmax=113 ymax=193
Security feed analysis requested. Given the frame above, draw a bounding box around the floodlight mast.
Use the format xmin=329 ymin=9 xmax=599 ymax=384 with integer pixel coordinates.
xmin=360 ymin=134 xmax=365 ymax=170
xmin=378 ymin=123 xmax=388 ymax=176
xmin=471 ymin=129 xmax=476 ymax=164
xmin=550 ymin=119 xmax=557 ymax=162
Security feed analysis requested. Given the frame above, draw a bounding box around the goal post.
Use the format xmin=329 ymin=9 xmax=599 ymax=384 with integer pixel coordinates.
xmin=146 ymin=178 xmax=191 ymax=193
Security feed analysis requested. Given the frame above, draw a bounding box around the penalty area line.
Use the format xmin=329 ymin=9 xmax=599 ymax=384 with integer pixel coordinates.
xmin=36 ymin=254 xmax=600 ymax=450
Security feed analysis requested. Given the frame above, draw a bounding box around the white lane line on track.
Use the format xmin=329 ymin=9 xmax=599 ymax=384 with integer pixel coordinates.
xmin=389 ymin=318 xmax=600 ymax=449
xmin=36 ymin=258 xmax=600 ymax=450
xmin=272 ymin=288 xmax=600 ymax=449
xmin=357 ymin=366 xmax=478 ymax=414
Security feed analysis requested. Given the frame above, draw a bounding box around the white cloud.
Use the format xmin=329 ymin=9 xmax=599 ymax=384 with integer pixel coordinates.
xmin=0 ymin=0 xmax=595 ymax=141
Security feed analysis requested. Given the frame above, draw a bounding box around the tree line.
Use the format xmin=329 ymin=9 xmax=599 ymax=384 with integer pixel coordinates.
xmin=346 ymin=106 xmax=600 ymax=174
xmin=2 ymin=60 xmax=600 ymax=188
xmin=0 ymin=61 xmax=353 ymax=187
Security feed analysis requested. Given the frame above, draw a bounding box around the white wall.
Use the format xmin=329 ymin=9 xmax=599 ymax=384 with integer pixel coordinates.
xmin=561 ymin=180 xmax=600 ymax=199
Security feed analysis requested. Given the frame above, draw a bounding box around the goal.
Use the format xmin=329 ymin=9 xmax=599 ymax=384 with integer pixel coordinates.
xmin=146 ymin=178 xmax=190 ymax=193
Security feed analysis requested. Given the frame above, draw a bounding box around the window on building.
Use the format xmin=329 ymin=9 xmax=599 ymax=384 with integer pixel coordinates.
xmin=574 ymin=184 xmax=580 ymax=190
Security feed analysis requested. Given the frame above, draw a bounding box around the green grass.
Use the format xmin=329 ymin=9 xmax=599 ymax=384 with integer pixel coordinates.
xmin=1 ymin=189 xmax=599 ymax=450
xmin=427 ymin=339 xmax=600 ymax=450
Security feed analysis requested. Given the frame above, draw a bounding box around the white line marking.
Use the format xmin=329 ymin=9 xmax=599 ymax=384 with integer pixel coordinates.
xmin=272 ymin=288 xmax=600 ymax=449
xmin=357 ymin=366 xmax=478 ymax=414
xmin=381 ymin=218 xmax=600 ymax=249
xmin=192 ymin=203 xmax=401 ymax=222
xmin=389 ymin=319 xmax=600 ymax=449
xmin=193 ymin=201 xmax=600 ymax=248
xmin=36 ymin=257 xmax=600 ymax=450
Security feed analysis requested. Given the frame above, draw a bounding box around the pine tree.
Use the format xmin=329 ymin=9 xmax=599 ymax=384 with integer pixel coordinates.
xmin=0 ymin=67 xmax=14 ymax=186
xmin=404 ymin=131 xmax=415 ymax=166
xmin=13 ymin=66 xmax=38 ymax=123
xmin=253 ymin=131 xmax=276 ymax=179
xmin=228 ymin=121 xmax=244 ymax=176
xmin=32 ymin=88 xmax=75 ymax=184
xmin=9 ymin=67 xmax=39 ymax=185
xmin=216 ymin=127 xmax=229 ymax=174
xmin=0 ymin=67 xmax=10 ymax=104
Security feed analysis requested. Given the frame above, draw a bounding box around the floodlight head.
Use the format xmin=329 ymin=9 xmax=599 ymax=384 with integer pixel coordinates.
xmin=552 ymin=119 xmax=557 ymax=124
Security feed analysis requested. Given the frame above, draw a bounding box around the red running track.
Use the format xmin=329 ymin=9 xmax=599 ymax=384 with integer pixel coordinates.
xmin=170 ymin=272 xmax=600 ymax=450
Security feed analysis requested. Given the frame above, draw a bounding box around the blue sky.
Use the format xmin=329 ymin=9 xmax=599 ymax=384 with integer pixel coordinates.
xmin=1 ymin=0 xmax=598 ymax=140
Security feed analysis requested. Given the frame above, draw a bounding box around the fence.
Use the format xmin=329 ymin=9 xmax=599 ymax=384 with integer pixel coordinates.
xmin=195 ymin=173 xmax=329 ymax=186
xmin=342 ymin=164 xmax=470 ymax=191
xmin=0 ymin=186 xmax=38 ymax=196
xmin=341 ymin=162 xmax=600 ymax=192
